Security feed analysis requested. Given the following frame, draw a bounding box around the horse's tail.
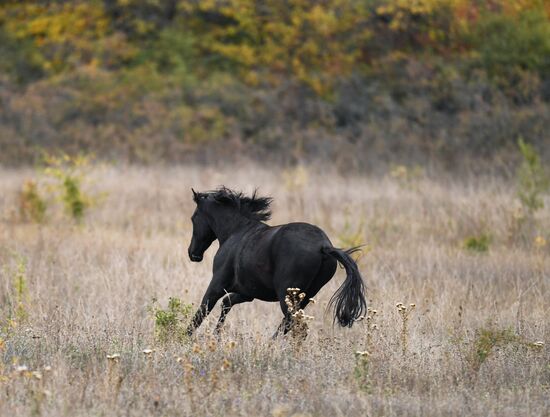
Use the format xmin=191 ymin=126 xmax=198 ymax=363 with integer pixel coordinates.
xmin=322 ymin=246 xmax=367 ymax=327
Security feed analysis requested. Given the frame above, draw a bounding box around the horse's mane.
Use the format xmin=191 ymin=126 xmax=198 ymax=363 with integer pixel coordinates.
xmin=197 ymin=187 xmax=273 ymax=221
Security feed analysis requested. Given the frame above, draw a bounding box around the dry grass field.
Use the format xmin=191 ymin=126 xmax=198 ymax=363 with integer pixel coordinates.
xmin=0 ymin=164 xmax=549 ymax=417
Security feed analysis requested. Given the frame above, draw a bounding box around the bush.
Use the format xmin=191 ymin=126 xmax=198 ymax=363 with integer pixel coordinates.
xmin=468 ymin=327 xmax=518 ymax=372
xmin=1 ymin=1 xmax=549 ymax=167
xmin=517 ymin=138 xmax=549 ymax=214
xmin=42 ymin=154 xmax=100 ymax=222
xmin=1 ymin=254 xmax=30 ymax=332
xmin=464 ymin=234 xmax=490 ymax=253
xmin=18 ymin=180 xmax=47 ymax=223
xmin=470 ymin=10 xmax=550 ymax=80
xmin=150 ymin=297 xmax=193 ymax=343
xmin=0 ymin=29 xmax=45 ymax=84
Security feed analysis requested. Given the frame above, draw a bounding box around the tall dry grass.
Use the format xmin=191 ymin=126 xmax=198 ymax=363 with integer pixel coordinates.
xmin=0 ymin=164 xmax=548 ymax=416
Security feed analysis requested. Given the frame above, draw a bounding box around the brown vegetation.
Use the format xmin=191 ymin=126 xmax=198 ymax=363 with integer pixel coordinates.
xmin=1 ymin=1 xmax=549 ymax=167
xmin=0 ymin=164 xmax=548 ymax=416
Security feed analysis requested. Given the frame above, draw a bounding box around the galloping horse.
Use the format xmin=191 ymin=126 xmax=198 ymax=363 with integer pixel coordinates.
xmin=186 ymin=187 xmax=366 ymax=337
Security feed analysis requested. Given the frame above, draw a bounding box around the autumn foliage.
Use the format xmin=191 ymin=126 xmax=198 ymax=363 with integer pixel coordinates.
xmin=0 ymin=0 xmax=548 ymax=166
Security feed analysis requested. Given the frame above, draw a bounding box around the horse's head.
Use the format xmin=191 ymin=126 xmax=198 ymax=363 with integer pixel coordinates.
xmin=188 ymin=189 xmax=216 ymax=262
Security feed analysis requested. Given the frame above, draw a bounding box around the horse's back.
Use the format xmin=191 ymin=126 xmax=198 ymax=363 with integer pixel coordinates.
xmin=270 ymin=222 xmax=333 ymax=267
xmin=272 ymin=222 xmax=332 ymax=249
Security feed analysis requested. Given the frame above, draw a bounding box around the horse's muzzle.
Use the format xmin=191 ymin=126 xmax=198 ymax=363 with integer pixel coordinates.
xmin=189 ymin=253 xmax=203 ymax=262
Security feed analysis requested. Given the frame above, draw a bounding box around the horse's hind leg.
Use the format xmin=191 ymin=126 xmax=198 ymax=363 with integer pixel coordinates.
xmin=273 ymin=291 xmax=315 ymax=339
xmin=271 ymin=260 xmax=321 ymax=339
xmin=304 ymin=255 xmax=338 ymax=301
xmin=274 ymin=257 xmax=337 ymax=338
xmin=272 ymin=310 xmax=292 ymax=339
xmin=214 ymin=293 xmax=253 ymax=334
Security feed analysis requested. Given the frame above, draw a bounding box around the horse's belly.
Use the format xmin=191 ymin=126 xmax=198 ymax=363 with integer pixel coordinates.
xmin=232 ymin=281 xmax=277 ymax=302
xmin=233 ymin=260 xmax=277 ymax=301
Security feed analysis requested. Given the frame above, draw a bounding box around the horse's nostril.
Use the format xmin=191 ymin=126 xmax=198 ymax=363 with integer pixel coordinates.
xmin=190 ymin=253 xmax=202 ymax=262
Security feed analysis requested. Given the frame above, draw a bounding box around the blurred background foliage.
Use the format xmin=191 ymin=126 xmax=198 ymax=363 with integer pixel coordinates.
xmin=0 ymin=0 xmax=549 ymax=170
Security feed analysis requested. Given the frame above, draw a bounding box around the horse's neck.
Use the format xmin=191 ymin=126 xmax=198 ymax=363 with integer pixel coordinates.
xmin=212 ymin=213 xmax=257 ymax=244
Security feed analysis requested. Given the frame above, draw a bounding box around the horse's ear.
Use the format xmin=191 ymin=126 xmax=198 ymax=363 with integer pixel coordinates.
xmin=192 ymin=188 xmax=207 ymax=203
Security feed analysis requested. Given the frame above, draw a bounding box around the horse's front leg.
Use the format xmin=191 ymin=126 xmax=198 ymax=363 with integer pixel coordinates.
xmin=186 ymin=281 xmax=225 ymax=337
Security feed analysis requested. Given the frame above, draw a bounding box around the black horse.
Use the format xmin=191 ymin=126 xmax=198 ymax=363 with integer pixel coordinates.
xmin=186 ymin=187 xmax=366 ymax=337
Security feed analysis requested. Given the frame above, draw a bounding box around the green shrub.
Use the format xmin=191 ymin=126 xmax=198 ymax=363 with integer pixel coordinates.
xmin=63 ymin=176 xmax=87 ymax=221
xmin=13 ymin=256 xmax=29 ymax=325
xmin=0 ymin=29 xmax=45 ymax=84
xmin=463 ymin=234 xmax=490 ymax=252
xmin=43 ymin=154 xmax=98 ymax=222
xmin=139 ymin=28 xmax=197 ymax=79
xmin=150 ymin=297 xmax=194 ymax=343
xmin=517 ymin=138 xmax=549 ymax=214
xmin=18 ymin=180 xmax=47 ymax=223
xmin=470 ymin=10 xmax=550 ymax=80
xmin=1 ymin=254 xmax=30 ymax=332
xmin=469 ymin=327 xmax=518 ymax=372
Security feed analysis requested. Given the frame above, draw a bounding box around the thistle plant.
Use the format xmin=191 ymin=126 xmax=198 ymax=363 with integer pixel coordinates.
xmin=396 ymin=302 xmax=416 ymax=356
xmin=352 ymin=306 xmax=379 ymax=391
xmin=365 ymin=307 xmax=379 ymax=354
xmin=9 ymin=363 xmax=51 ymax=416
xmin=354 ymin=350 xmax=370 ymax=391
xmin=105 ymin=353 xmax=123 ymax=403
xmin=177 ymin=341 xmax=234 ymax=414
xmin=285 ymin=288 xmax=314 ymax=344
